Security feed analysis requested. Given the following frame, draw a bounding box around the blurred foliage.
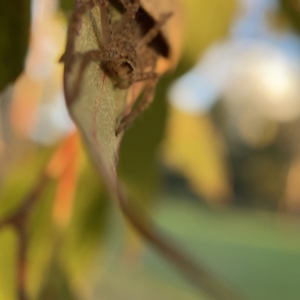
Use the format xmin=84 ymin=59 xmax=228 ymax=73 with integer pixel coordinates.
xmin=0 ymin=141 xmax=110 ymax=299
xmin=161 ymin=108 xmax=232 ymax=204
xmin=0 ymin=229 xmax=18 ymax=300
xmin=181 ymin=0 xmax=236 ymax=65
xmin=37 ymin=260 xmax=74 ymax=300
xmin=152 ymin=199 xmax=300 ymax=300
xmin=59 ymin=0 xmax=75 ymax=14
xmin=0 ymin=0 xmax=30 ymax=92
xmin=280 ymin=0 xmax=300 ymax=34
xmin=61 ymin=154 xmax=109 ymax=283
xmin=0 ymin=146 xmax=52 ymax=218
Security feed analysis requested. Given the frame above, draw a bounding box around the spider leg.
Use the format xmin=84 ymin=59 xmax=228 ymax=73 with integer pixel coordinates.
xmin=116 ymin=77 xmax=158 ymax=135
xmin=137 ymin=12 xmax=173 ymax=48
xmin=70 ymin=49 xmax=110 ymax=102
xmin=131 ymin=71 xmax=157 ymax=84
xmin=60 ymin=0 xmax=96 ymax=65
xmin=94 ymin=0 xmax=112 ymax=44
xmin=119 ymin=0 xmax=140 ymax=17
xmin=112 ymin=0 xmax=140 ymax=36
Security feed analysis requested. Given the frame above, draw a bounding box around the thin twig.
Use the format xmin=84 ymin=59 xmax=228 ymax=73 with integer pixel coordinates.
xmin=17 ymin=227 xmax=27 ymax=300
xmin=0 ymin=173 xmax=50 ymax=300
xmin=116 ymin=184 xmax=246 ymax=300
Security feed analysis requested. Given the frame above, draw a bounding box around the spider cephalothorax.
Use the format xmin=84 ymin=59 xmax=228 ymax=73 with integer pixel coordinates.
xmin=102 ymin=40 xmax=137 ymax=88
xmin=62 ymin=0 xmax=172 ymax=135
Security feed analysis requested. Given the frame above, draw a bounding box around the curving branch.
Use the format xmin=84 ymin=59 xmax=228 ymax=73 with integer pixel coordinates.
xmin=0 ymin=173 xmax=50 ymax=300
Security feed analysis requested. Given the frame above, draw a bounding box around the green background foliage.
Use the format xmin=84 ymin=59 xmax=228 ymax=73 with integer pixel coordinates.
xmin=0 ymin=0 xmax=30 ymax=92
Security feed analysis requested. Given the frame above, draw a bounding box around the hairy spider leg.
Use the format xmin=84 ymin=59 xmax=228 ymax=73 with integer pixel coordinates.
xmin=111 ymin=0 xmax=139 ymax=39
xmin=119 ymin=0 xmax=140 ymax=18
xmin=116 ymin=77 xmax=158 ymax=135
xmin=137 ymin=12 xmax=173 ymax=49
xmin=115 ymin=13 xmax=173 ymax=135
xmin=95 ymin=0 xmax=112 ymax=44
xmin=60 ymin=0 xmax=96 ymax=67
xmin=131 ymin=71 xmax=157 ymax=83
xmin=71 ymin=49 xmax=113 ymax=101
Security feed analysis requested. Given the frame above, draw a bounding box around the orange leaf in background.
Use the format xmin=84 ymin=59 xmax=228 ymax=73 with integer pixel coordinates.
xmin=47 ymin=132 xmax=80 ymax=228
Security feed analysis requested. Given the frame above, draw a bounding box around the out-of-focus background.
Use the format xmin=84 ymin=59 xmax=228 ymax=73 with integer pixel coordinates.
xmin=1 ymin=0 xmax=300 ymax=299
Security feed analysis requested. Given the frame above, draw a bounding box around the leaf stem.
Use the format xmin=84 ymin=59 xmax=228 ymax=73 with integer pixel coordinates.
xmin=115 ymin=184 xmax=246 ymax=300
xmin=91 ymin=145 xmax=246 ymax=300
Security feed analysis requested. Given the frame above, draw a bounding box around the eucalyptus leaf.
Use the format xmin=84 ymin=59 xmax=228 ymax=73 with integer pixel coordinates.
xmin=62 ymin=1 xmax=244 ymax=299
xmin=64 ymin=1 xmax=127 ymax=174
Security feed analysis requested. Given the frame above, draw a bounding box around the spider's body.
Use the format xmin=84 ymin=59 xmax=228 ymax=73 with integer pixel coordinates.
xmin=102 ymin=37 xmax=138 ymax=89
xmin=62 ymin=0 xmax=172 ymax=135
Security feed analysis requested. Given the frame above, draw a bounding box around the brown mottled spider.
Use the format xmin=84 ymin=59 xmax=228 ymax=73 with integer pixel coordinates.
xmin=61 ymin=0 xmax=172 ymax=135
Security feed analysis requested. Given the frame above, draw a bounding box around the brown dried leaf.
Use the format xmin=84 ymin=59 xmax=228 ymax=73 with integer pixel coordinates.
xmin=140 ymin=0 xmax=185 ymax=72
